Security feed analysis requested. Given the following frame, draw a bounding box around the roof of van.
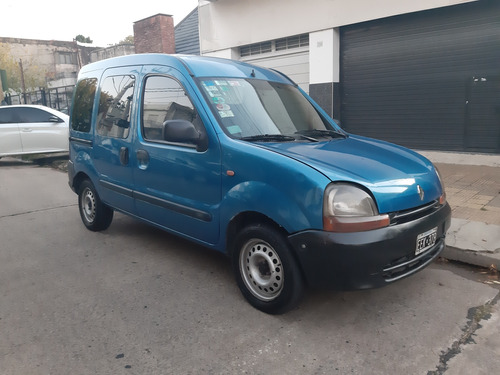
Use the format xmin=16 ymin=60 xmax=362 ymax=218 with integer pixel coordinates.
xmin=78 ymin=54 xmax=294 ymax=84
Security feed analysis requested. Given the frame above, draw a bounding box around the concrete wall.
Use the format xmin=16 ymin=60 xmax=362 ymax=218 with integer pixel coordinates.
xmin=90 ymin=44 xmax=135 ymax=63
xmin=0 ymin=37 xmax=78 ymax=88
xmin=0 ymin=37 xmax=100 ymax=89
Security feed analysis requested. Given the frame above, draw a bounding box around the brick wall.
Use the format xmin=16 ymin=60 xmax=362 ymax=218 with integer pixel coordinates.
xmin=133 ymin=14 xmax=175 ymax=54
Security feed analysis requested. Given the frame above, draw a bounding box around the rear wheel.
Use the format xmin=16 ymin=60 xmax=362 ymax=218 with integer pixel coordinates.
xmin=232 ymin=224 xmax=304 ymax=314
xmin=78 ymin=180 xmax=113 ymax=231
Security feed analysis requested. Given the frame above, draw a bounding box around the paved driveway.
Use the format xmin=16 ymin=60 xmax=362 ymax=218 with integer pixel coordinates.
xmin=0 ymin=161 xmax=498 ymax=374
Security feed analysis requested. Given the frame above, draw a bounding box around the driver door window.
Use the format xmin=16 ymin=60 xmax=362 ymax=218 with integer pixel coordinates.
xmin=142 ymin=75 xmax=204 ymax=144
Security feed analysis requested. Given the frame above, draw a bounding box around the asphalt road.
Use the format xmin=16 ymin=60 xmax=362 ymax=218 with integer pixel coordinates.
xmin=1 ymin=159 xmax=499 ymax=375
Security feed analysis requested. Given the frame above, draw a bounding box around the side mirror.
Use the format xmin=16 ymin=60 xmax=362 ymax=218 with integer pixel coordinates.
xmin=116 ymin=119 xmax=130 ymax=129
xmin=49 ymin=115 xmax=63 ymax=123
xmin=162 ymin=120 xmax=207 ymax=151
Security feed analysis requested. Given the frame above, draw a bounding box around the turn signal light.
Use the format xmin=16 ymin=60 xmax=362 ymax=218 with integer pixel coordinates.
xmin=323 ymin=214 xmax=390 ymax=233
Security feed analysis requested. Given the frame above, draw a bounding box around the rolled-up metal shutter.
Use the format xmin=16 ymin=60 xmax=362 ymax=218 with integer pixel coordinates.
xmin=340 ymin=0 xmax=500 ymax=153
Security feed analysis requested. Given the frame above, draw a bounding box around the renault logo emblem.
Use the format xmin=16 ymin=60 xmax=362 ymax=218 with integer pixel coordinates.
xmin=417 ymin=185 xmax=425 ymax=201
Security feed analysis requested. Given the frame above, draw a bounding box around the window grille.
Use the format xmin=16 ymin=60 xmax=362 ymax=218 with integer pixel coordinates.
xmin=240 ymin=41 xmax=272 ymax=57
xmin=240 ymin=34 xmax=309 ymax=57
xmin=276 ymin=34 xmax=309 ymax=51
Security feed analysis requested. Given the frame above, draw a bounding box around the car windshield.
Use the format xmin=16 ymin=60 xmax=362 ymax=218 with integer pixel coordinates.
xmin=200 ymin=78 xmax=342 ymax=141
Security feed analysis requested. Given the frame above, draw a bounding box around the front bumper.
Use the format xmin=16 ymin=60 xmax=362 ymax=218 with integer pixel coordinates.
xmin=288 ymin=202 xmax=451 ymax=290
xmin=67 ymin=159 xmax=76 ymax=193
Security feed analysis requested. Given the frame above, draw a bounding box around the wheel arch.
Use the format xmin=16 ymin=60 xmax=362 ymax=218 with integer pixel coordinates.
xmin=226 ymin=211 xmax=282 ymax=253
xmin=71 ymin=171 xmax=92 ymax=193
xmin=226 ymin=211 xmax=307 ymax=282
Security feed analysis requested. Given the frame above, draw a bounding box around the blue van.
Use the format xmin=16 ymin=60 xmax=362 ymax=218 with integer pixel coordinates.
xmin=68 ymin=54 xmax=451 ymax=314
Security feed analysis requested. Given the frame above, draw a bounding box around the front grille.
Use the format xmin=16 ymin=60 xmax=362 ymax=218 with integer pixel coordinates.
xmin=389 ymin=200 xmax=441 ymax=225
xmin=382 ymin=238 xmax=444 ymax=282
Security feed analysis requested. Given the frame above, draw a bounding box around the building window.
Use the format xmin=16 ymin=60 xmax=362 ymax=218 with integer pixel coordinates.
xmin=240 ymin=34 xmax=309 ymax=57
xmin=240 ymin=41 xmax=272 ymax=57
xmin=275 ymin=34 xmax=309 ymax=51
xmin=56 ymin=52 xmax=75 ymax=64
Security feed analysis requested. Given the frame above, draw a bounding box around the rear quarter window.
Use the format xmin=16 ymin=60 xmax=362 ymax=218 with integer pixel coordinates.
xmin=71 ymin=78 xmax=97 ymax=133
xmin=0 ymin=107 xmax=18 ymax=123
xmin=96 ymin=75 xmax=135 ymax=139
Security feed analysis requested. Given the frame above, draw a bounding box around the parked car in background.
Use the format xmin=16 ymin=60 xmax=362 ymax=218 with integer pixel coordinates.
xmin=0 ymin=105 xmax=69 ymax=158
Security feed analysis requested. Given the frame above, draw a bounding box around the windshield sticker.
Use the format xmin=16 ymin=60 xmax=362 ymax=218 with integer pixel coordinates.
xmin=227 ymin=125 xmax=242 ymax=134
xmin=215 ymin=80 xmax=228 ymax=86
xmin=203 ymin=81 xmax=220 ymax=94
xmin=212 ymin=96 xmax=225 ymax=104
xmin=205 ymin=86 xmax=219 ymax=93
xmin=228 ymin=81 xmax=241 ymax=86
xmin=219 ymin=110 xmax=234 ymax=118
xmin=217 ymin=103 xmax=231 ymax=111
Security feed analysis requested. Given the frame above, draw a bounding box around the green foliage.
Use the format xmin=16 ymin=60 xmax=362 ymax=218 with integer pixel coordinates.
xmin=0 ymin=43 xmax=21 ymax=91
xmin=119 ymin=35 xmax=134 ymax=45
xmin=0 ymin=43 xmax=47 ymax=93
xmin=75 ymin=35 xmax=93 ymax=44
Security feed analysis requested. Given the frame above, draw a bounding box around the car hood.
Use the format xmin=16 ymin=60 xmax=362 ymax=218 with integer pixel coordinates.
xmin=260 ymin=135 xmax=442 ymax=213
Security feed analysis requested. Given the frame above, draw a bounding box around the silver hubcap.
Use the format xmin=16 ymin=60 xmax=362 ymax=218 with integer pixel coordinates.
xmin=239 ymin=239 xmax=284 ymax=301
xmin=81 ymin=187 xmax=96 ymax=223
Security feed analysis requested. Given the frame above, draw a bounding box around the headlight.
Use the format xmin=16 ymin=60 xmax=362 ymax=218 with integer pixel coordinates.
xmin=323 ymin=183 xmax=390 ymax=232
xmin=434 ymin=165 xmax=447 ymax=205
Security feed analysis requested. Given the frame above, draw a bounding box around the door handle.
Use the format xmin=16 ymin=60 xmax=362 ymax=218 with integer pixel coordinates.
xmin=119 ymin=147 xmax=129 ymax=166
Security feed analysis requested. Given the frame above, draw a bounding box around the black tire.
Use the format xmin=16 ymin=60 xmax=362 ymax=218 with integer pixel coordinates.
xmin=232 ymin=224 xmax=304 ymax=314
xmin=78 ymin=179 xmax=113 ymax=231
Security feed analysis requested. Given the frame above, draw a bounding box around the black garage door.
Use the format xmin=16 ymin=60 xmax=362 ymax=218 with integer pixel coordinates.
xmin=340 ymin=0 xmax=500 ymax=153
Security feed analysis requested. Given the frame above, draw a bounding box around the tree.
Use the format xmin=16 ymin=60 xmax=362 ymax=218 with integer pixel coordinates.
xmin=75 ymin=35 xmax=93 ymax=44
xmin=0 ymin=43 xmax=47 ymax=93
xmin=119 ymin=35 xmax=134 ymax=45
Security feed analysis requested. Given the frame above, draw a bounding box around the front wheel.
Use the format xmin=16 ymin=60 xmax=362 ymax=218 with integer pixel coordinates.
xmin=78 ymin=180 xmax=113 ymax=231
xmin=232 ymin=224 xmax=304 ymax=314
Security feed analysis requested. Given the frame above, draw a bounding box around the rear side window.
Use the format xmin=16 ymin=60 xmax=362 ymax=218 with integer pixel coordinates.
xmin=17 ymin=107 xmax=57 ymax=123
xmin=96 ymin=75 xmax=135 ymax=139
xmin=142 ymin=75 xmax=203 ymax=142
xmin=71 ymin=78 xmax=97 ymax=133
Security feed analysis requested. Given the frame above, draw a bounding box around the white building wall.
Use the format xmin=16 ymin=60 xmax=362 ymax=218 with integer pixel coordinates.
xmin=309 ymin=28 xmax=340 ymax=84
xmin=199 ymin=0 xmax=477 ymax=54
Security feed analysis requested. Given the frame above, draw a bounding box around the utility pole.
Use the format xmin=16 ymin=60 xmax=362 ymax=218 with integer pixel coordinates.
xmin=19 ymin=59 xmax=27 ymax=104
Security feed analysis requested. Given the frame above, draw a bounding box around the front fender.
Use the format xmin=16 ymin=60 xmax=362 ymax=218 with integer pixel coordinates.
xmin=220 ymin=180 xmax=324 ymax=237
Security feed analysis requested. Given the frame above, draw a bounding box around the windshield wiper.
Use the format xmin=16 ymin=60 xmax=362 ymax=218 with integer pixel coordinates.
xmin=295 ymin=129 xmax=347 ymax=139
xmin=239 ymin=134 xmax=296 ymax=142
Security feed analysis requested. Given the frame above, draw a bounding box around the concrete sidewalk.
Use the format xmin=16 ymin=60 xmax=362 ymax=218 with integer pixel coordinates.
xmin=419 ymin=151 xmax=500 ymax=269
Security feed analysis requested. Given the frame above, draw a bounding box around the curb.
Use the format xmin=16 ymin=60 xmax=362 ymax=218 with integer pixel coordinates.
xmin=443 ymin=218 xmax=500 ymax=269
xmin=443 ymin=246 xmax=500 ymax=269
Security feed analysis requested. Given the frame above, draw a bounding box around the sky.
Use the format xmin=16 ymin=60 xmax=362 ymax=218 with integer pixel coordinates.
xmin=1 ymin=0 xmax=199 ymax=47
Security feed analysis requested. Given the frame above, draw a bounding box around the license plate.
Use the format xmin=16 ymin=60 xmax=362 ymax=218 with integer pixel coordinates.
xmin=415 ymin=227 xmax=438 ymax=255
